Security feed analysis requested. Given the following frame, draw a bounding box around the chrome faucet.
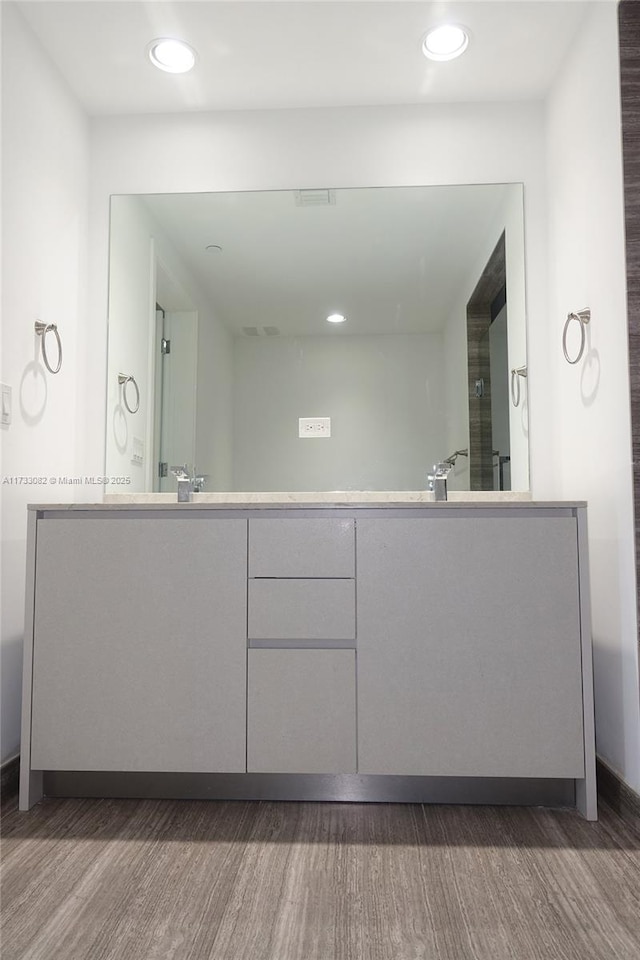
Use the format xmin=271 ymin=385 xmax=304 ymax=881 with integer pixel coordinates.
xmin=170 ymin=465 xmax=206 ymax=502
xmin=428 ymin=462 xmax=453 ymax=502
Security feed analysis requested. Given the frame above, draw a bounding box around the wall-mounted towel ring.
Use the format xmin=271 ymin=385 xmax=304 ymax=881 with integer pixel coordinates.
xmin=34 ymin=320 xmax=62 ymax=374
xmin=118 ymin=373 xmax=140 ymax=414
xmin=510 ymin=365 xmax=527 ymax=407
xmin=562 ymin=309 xmax=591 ymax=364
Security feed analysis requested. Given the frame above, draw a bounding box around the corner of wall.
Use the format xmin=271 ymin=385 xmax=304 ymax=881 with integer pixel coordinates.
xmin=1 ymin=3 xmax=91 ymax=764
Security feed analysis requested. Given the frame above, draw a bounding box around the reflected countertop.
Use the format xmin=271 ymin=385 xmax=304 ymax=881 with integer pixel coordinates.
xmin=101 ymin=490 xmax=532 ymax=505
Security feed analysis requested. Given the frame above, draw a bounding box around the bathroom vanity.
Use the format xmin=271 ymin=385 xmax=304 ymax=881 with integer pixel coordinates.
xmin=19 ymin=499 xmax=597 ymax=819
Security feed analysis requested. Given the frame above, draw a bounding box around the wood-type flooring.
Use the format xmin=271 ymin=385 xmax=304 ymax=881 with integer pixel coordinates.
xmin=2 ymin=796 xmax=639 ymax=960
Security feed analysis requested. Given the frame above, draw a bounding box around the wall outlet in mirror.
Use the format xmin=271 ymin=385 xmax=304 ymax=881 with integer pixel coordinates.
xmin=299 ymin=417 xmax=331 ymax=438
xmin=131 ymin=437 xmax=144 ymax=466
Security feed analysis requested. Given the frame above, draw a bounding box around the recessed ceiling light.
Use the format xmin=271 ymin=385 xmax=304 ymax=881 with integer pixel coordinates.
xmin=205 ymin=244 xmax=223 ymax=253
xmin=422 ymin=24 xmax=470 ymax=62
xmin=327 ymin=313 xmax=346 ymax=324
xmin=148 ymin=38 xmax=196 ymax=74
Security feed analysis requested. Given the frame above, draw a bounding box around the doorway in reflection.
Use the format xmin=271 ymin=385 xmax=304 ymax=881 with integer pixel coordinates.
xmin=466 ymin=232 xmax=511 ymax=492
xmin=152 ymin=261 xmax=198 ymax=492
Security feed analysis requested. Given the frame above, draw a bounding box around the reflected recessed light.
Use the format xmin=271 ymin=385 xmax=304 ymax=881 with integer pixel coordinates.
xmin=148 ymin=38 xmax=196 ymax=74
xmin=422 ymin=24 xmax=469 ymax=61
xmin=326 ymin=313 xmax=346 ymax=324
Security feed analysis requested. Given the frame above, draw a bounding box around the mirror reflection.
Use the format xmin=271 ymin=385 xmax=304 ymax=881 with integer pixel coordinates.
xmin=106 ymin=184 xmax=528 ymax=494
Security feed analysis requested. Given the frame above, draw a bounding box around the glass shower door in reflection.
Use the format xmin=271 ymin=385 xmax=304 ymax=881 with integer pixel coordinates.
xmin=152 ymin=303 xmax=198 ymax=493
xmin=488 ymin=301 xmax=511 ymax=491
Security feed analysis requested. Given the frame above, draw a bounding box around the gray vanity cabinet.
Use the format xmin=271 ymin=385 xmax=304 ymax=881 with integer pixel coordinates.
xmin=29 ymin=517 xmax=248 ymax=773
xmin=356 ymin=516 xmax=586 ymax=778
xmin=20 ymin=504 xmax=596 ymax=817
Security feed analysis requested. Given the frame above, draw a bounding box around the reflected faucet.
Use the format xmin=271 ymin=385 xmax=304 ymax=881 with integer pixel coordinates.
xmin=170 ymin=465 xmax=206 ymax=502
xmin=428 ymin=462 xmax=453 ymax=502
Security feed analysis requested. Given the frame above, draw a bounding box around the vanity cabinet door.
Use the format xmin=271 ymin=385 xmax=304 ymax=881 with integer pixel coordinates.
xmin=30 ymin=517 xmax=247 ymax=773
xmin=357 ymin=517 xmax=585 ymax=778
xmin=247 ymin=649 xmax=356 ymax=773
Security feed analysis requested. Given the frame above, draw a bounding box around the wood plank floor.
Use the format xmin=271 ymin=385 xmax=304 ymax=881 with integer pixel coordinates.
xmin=2 ymin=797 xmax=639 ymax=960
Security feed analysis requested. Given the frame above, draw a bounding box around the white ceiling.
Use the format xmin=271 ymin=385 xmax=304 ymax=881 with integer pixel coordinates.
xmin=17 ymin=1 xmax=592 ymax=116
xmin=132 ymin=184 xmax=518 ymax=336
xmin=16 ymin=1 xmax=593 ymax=339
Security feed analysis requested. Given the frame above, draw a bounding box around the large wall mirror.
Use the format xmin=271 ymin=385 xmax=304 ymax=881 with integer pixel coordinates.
xmin=106 ymin=184 xmax=528 ymax=494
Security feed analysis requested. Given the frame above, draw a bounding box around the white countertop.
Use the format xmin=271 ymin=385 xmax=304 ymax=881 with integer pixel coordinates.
xmin=28 ymin=492 xmax=588 ymax=511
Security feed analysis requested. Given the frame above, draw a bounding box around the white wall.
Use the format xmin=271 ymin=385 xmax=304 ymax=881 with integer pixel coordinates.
xmin=233 ymin=333 xmax=444 ymax=491
xmin=194 ymin=310 xmax=234 ymax=492
xmin=0 ymin=4 xmax=90 ymax=764
xmin=545 ymin=2 xmax=640 ymax=792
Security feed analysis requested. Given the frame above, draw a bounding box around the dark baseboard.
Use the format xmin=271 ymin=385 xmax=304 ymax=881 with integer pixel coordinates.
xmin=1 ymin=756 xmax=20 ymax=803
xmin=597 ymin=758 xmax=640 ymax=821
xmin=43 ymin=771 xmax=575 ymax=807
xmin=7 ymin=752 xmax=640 ymax=820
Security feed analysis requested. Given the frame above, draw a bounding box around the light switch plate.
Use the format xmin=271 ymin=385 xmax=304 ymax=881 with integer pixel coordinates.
xmin=1 ymin=384 xmax=11 ymax=426
xmin=299 ymin=417 xmax=331 ymax=438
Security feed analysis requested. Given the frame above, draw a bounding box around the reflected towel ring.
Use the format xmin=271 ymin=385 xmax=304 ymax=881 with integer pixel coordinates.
xmin=118 ymin=373 xmax=140 ymax=414
xmin=563 ymin=309 xmax=591 ymax=364
xmin=34 ymin=320 xmax=63 ymax=374
xmin=510 ymin=365 xmax=527 ymax=407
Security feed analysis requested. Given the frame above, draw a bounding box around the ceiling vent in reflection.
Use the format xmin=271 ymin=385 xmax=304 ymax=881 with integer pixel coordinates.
xmin=241 ymin=326 xmax=281 ymax=337
xmin=294 ymin=189 xmax=336 ymax=207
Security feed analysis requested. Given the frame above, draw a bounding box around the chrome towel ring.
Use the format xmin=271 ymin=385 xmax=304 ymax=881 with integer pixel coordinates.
xmin=510 ymin=365 xmax=527 ymax=407
xmin=34 ymin=320 xmax=62 ymax=374
xmin=562 ymin=308 xmax=591 ymax=364
xmin=118 ymin=373 xmax=140 ymax=414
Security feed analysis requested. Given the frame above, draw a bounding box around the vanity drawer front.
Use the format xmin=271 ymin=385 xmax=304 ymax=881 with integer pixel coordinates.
xmin=249 ymin=518 xmax=355 ymax=578
xmin=248 ymin=578 xmax=355 ymax=640
xmin=247 ymin=649 xmax=356 ymax=773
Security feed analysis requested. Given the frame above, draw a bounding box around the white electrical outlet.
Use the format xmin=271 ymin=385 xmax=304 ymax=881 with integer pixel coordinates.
xmin=299 ymin=417 xmax=331 ymax=438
